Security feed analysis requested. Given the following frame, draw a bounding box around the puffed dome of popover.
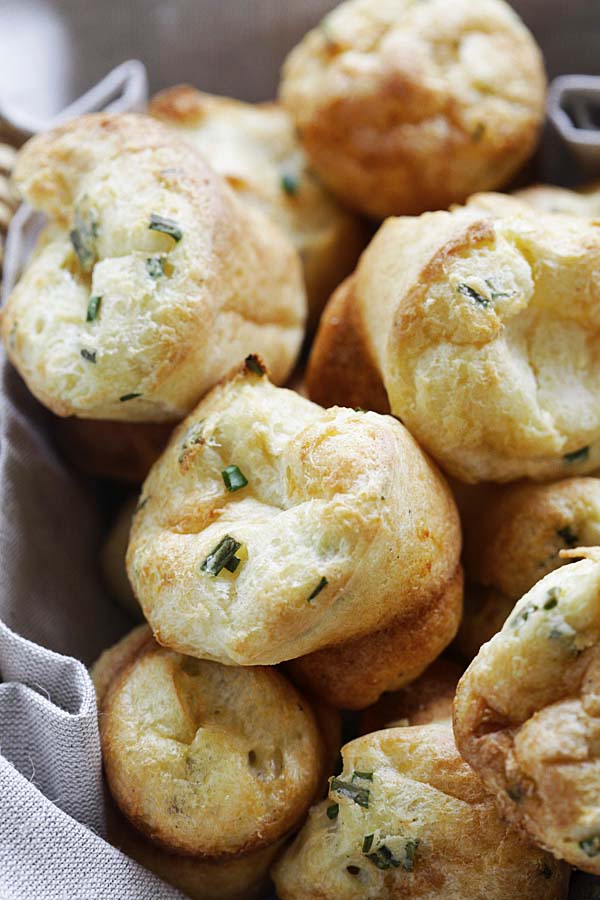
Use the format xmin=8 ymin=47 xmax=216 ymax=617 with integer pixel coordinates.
xmin=127 ymin=357 xmax=460 ymax=666
xmin=149 ymin=85 xmax=366 ymax=331
xmin=279 ymin=0 xmax=545 ymax=219
xmin=92 ymin=625 xmax=323 ymax=859
xmin=456 ymin=477 xmax=600 ymax=658
xmin=271 ymin=723 xmax=569 ymax=900
xmin=454 ymin=548 xmax=600 ymax=874
xmin=310 ymin=194 xmax=600 ymax=483
xmin=514 ymin=182 xmax=600 ymax=217
xmin=1 ymin=113 xmax=305 ymax=422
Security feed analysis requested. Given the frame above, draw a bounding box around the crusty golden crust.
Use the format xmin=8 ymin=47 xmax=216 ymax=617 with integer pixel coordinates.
xmin=309 ymin=197 xmax=600 ymax=483
xmin=53 ymin=417 xmax=172 ymax=483
xmin=91 ymin=623 xmax=152 ymax=707
xmin=286 ymin=564 xmax=463 ymax=709
xmin=1 ymin=113 xmax=305 ymax=421
xmin=272 ymin=723 xmax=569 ymax=899
xmin=454 ymin=548 xmax=600 ymax=873
xmin=280 ymin=0 xmax=546 ymax=218
xmin=306 ymin=275 xmax=390 ymax=413
xmin=127 ymin=361 xmax=461 ymax=666
xmin=107 ymin=799 xmax=283 ymax=900
xmin=93 ymin=627 xmax=322 ymax=860
xmin=456 ymin=477 xmax=600 ymax=658
xmin=149 ymin=85 xmax=367 ymax=331
xmin=359 ymin=657 xmax=463 ymax=734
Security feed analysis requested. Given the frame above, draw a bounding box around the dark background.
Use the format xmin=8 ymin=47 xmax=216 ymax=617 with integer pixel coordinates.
xmin=0 ymin=0 xmax=598 ymax=121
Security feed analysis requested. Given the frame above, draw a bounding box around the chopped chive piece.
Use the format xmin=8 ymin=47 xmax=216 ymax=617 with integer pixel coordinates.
xmin=86 ymin=295 xmax=102 ymax=322
xmin=543 ymin=588 xmax=560 ymax=611
xmin=580 ymin=835 xmax=600 ymax=857
xmin=70 ymin=208 xmax=99 ymax=272
xmin=362 ymin=834 xmax=374 ymax=853
xmin=363 ymin=839 xmax=419 ymax=872
xmin=281 ymin=173 xmax=300 ymax=196
xmin=326 ymin=803 xmax=339 ymax=820
xmin=245 ymin=355 xmax=266 ymax=376
xmin=201 ymin=535 xmax=243 ymax=576
xmin=224 ymin=555 xmax=241 ymax=573
xmin=557 ymin=525 xmax=578 ymax=547
xmin=564 ymin=446 xmax=589 ymax=465
xmin=120 ymin=392 xmax=142 ymax=402
xmin=80 ymin=348 xmax=96 ymax=363
xmin=484 ymin=278 xmax=512 ymax=301
xmin=509 ymin=601 xmax=538 ymax=629
xmin=146 ymin=255 xmax=166 ymax=278
xmin=365 ymin=845 xmax=400 ymax=870
xmin=403 ymin=839 xmax=419 ymax=872
xmin=307 ymin=576 xmax=328 ymax=602
xmin=149 ymin=213 xmax=183 ymax=242
xmin=457 ymin=282 xmax=490 ymax=307
xmin=352 ymin=771 xmax=373 ymax=782
xmin=330 ymin=777 xmax=370 ymax=808
xmin=222 ymin=465 xmax=248 ymax=492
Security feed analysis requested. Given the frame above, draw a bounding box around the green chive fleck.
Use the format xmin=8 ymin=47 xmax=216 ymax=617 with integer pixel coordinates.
xmin=201 ymin=535 xmax=243 ymax=576
xmin=146 ymin=256 xmax=166 ymax=279
xmin=224 ymin=555 xmax=241 ymax=573
xmin=245 ymin=355 xmax=266 ymax=376
xmin=70 ymin=208 xmax=99 ymax=272
xmin=80 ymin=348 xmax=96 ymax=364
xmin=222 ymin=465 xmax=248 ymax=492
xmin=281 ymin=173 xmax=300 ymax=196
xmin=484 ymin=278 xmax=512 ymax=301
xmin=363 ymin=838 xmax=419 ymax=872
xmin=580 ymin=835 xmax=600 ymax=857
xmin=307 ymin=576 xmax=328 ymax=602
xmin=352 ymin=771 xmax=373 ymax=782
xmin=365 ymin=845 xmax=400 ymax=870
xmin=403 ymin=840 xmax=419 ymax=872
xmin=457 ymin=283 xmax=490 ymax=307
xmin=86 ymin=295 xmax=102 ymax=322
xmin=330 ymin=777 xmax=370 ymax=809
xmin=119 ymin=392 xmax=142 ymax=402
xmin=564 ymin=446 xmax=589 ymax=465
xmin=149 ymin=213 xmax=183 ymax=242
xmin=326 ymin=803 xmax=339 ymax=820
xmin=509 ymin=601 xmax=538 ymax=629
xmin=543 ymin=588 xmax=560 ymax=611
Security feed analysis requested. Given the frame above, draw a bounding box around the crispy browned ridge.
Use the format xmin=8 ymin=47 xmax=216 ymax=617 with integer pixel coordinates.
xmin=306 ymin=275 xmax=390 ymax=413
xmin=286 ymin=564 xmax=463 ymax=709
